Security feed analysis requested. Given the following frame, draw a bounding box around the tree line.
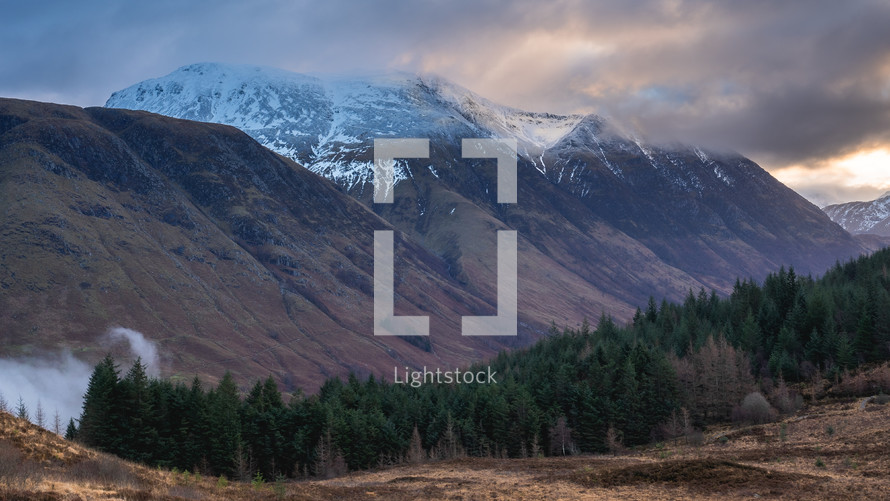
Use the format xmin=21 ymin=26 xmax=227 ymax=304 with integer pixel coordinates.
xmin=65 ymin=333 xmax=680 ymax=480
xmin=63 ymin=247 xmax=890 ymax=480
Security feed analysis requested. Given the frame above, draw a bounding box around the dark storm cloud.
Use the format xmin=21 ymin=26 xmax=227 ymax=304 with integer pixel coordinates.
xmin=562 ymin=0 xmax=890 ymax=167
xmin=2 ymin=0 xmax=889 ymax=185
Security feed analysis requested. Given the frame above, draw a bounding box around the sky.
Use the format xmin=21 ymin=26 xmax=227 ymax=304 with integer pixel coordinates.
xmin=2 ymin=0 xmax=889 ymax=206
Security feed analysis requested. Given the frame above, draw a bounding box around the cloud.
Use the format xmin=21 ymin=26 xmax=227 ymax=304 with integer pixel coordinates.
xmin=0 ymin=327 xmax=160 ymax=431
xmin=0 ymin=351 xmax=92 ymax=431
xmin=773 ymin=148 xmax=890 ymax=207
xmin=2 ymin=0 xmax=889 ymax=201
xmin=106 ymin=327 xmax=161 ymax=378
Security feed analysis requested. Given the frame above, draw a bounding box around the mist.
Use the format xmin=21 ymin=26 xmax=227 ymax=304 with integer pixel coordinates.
xmin=0 ymin=326 xmax=160 ymax=432
xmin=106 ymin=326 xmax=161 ymax=378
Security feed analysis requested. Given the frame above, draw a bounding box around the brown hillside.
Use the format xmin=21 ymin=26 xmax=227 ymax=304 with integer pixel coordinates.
xmin=3 ymin=395 xmax=890 ymax=499
xmin=0 ymin=98 xmax=518 ymax=392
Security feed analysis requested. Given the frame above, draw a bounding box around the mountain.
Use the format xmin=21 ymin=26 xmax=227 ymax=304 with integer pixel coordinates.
xmin=0 ymin=98 xmax=517 ymax=391
xmin=107 ymin=63 xmax=865 ymax=297
xmin=824 ymin=192 xmax=890 ymax=237
xmin=1 ymin=62 xmax=867 ymax=390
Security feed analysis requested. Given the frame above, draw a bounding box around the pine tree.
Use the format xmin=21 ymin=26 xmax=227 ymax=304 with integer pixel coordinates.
xmin=855 ymin=293 xmax=878 ymax=362
xmin=821 ymin=316 xmax=840 ymax=368
xmin=614 ymin=358 xmax=643 ymax=443
xmin=646 ymin=296 xmax=658 ymax=323
xmin=119 ymin=358 xmax=157 ymax=462
xmin=65 ymin=418 xmax=78 ymax=441
xmin=207 ymin=372 xmax=242 ymax=477
xmin=78 ymin=355 xmax=121 ymax=452
xmin=573 ymin=387 xmax=605 ymax=452
xmin=15 ymin=396 xmax=28 ymax=421
xmin=836 ymin=334 xmax=856 ymax=370
xmin=178 ymin=376 xmax=210 ymax=471
xmin=739 ymin=309 xmax=761 ymax=353
xmin=242 ymin=376 xmax=287 ymax=478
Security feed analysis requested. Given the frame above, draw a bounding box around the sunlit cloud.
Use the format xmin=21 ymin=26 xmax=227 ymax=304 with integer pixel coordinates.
xmin=772 ymin=148 xmax=890 ymax=207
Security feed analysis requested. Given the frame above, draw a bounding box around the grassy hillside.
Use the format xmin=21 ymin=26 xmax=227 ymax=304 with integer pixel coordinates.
xmin=2 ymin=387 xmax=889 ymax=500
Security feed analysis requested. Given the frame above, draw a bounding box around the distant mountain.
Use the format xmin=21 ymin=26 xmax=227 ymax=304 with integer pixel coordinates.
xmin=0 ymin=98 xmax=519 ymax=391
xmin=107 ymin=63 xmax=865 ymax=296
xmin=824 ymin=192 xmax=890 ymax=237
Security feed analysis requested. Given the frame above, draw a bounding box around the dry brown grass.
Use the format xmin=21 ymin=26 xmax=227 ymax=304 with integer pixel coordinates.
xmin=292 ymin=397 xmax=890 ymax=500
xmin=1 ymin=395 xmax=888 ymax=500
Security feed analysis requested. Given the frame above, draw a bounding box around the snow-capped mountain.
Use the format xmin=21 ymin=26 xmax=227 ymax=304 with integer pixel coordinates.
xmin=106 ymin=63 xmax=865 ymax=312
xmin=107 ymin=63 xmax=589 ymax=193
xmin=824 ymin=192 xmax=890 ymax=236
xmin=106 ymin=63 xmax=761 ymax=200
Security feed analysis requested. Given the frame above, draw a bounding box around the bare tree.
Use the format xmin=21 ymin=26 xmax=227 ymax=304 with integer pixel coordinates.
xmin=431 ymin=417 xmax=465 ymax=460
xmin=771 ymin=377 xmax=802 ymax=415
xmin=672 ymin=336 xmax=755 ymax=423
xmin=681 ymin=407 xmax=693 ymax=438
xmin=35 ymin=400 xmax=46 ymax=429
xmin=658 ymin=409 xmax=683 ymax=440
xmin=53 ymin=410 xmax=62 ymax=435
xmin=312 ymin=430 xmax=347 ymax=479
xmin=0 ymin=391 xmax=7 ymax=413
xmin=407 ymin=426 xmax=426 ymax=464
xmin=605 ymin=424 xmax=624 ymax=455
xmin=548 ymin=416 xmax=575 ymax=456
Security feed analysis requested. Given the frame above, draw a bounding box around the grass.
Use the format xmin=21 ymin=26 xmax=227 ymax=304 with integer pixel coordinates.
xmin=1 ymin=394 xmax=890 ymax=500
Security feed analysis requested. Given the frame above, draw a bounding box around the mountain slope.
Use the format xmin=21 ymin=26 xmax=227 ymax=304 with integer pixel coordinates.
xmin=107 ymin=63 xmax=865 ymax=301
xmin=0 ymin=98 xmax=518 ymax=390
xmin=824 ymin=192 xmax=890 ymax=237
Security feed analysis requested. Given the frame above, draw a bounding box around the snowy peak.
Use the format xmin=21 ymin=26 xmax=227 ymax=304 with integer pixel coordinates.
xmin=106 ymin=63 xmax=594 ymax=190
xmin=108 ymin=63 xmax=327 ymax=131
xmin=422 ymin=75 xmax=585 ymax=154
xmin=824 ymin=194 xmax=890 ymax=237
xmin=106 ymin=63 xmax=785 ymax=210
xmin=109 ymin=63 xmax=482 ymax=190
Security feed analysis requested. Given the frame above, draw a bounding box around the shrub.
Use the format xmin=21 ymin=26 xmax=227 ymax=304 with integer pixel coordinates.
xmin=65 ymin=454 xmax=139 ymax=488
xmin=0 ymin=441 xmax=43 ymax=491
xmin=685 ymin=430 xmax=705 ymax=447
xmin=0 ymin=439 xmax=35 ymax=489
xmin=0 ymin=439 xmax=23 ymax=481
xmin=251 ymin=471 xmax=265 ymax=490
xmin=737 ymin=392 xmax=777 ymax=424
xmin=273 ymin=474 xmax=287 ymax=499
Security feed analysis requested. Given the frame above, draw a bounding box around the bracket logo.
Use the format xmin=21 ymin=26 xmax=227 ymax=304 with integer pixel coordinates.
xmin=373 ymin=138 xmax=518 ymax=337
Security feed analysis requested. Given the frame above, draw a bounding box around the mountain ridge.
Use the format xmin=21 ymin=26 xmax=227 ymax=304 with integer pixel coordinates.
xmin=106 ymin=63 xmax=865 ymax=292
xmin=0 ymin=62 xmax=868 ymax=388
xmin=824 ymin=192 xmax=890 ymax=237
